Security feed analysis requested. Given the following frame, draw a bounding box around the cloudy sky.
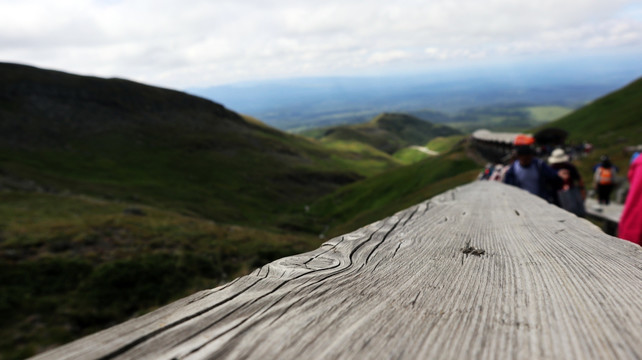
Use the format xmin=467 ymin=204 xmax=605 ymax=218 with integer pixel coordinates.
xmin=1 ymin=0 xmax=641 ymax=89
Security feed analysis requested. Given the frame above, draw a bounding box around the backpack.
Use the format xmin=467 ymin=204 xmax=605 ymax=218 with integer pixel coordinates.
xmin=598 ymin=167 xmax=613 ymax=185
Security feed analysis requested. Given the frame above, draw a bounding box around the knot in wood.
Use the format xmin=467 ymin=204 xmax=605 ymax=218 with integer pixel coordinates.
xmin=461 ymin=244 xmax=485 ymax=256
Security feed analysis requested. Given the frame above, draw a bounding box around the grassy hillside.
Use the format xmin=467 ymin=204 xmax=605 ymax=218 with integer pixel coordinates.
xmin=526 ymin=106 xmax=573 ymax=123
xmin=426 ymin=135 xmax=467 ymax=153
xmin=540 ymin=76 xmax=642 ymax=184
xmin=301 ymin=143 xmax=479 ymax=238
xmin=314 ymin=113 xmax=460 ymax=155
xmin=546 ymin=77 xmax=642 ymax=147
xmin=0 ymin=191 xmax=319 ymax=359
xmin=0 ymin=62 xmax=395 ymax=230
xmin=371 ymin=113 xmax=461 ymax=148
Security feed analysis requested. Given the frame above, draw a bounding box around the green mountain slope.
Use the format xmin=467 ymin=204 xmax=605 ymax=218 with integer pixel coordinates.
xmin=301 ymin=143 xmax=479 ymax=238
xmin=0 ymin=191 xmax=319 ymax=359
xmin=318 ymin=113 xmax=460 ymax=154
xmin=0 ymin=62 xmax=374 ymax=229
xmin=545 ymin=77 xmax=642 ymax=147
xmin=539 ymin=76 xmax=642 ymax=182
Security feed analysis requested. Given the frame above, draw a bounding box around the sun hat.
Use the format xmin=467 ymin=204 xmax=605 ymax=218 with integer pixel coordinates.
xmin=548 ymin=148 xmax=569 ymax=164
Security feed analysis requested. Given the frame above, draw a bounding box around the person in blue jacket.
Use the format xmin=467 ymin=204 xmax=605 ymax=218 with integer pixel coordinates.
xmin=503 ymin=145 xmax=563 ymax=203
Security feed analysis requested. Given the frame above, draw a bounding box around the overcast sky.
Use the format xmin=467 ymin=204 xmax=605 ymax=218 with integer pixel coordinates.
xmin=1 ymin=0 xmax=641 ymax=89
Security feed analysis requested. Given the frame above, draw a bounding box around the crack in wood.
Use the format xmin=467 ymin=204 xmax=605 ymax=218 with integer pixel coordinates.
xmin=178 ymin=266 xmax=329 ymax=358
xmin=266 ymin=294 xmax=310 ymax=327
xmin=96 ymin=278 xmax=265 ymax=360
xmin=349 ymin=224 xmax=386 ymax=267
xmin=410 ymin=291 xmax=421 ymax=307
xmin=303 ymin=237 xmax=346 ymax=269
xmin=364 ymin=220 xmax=401 ymax=264
xmin=392 ymin=242 xmax=403 ymax=259
xmin=187 ymin=277 xmax=242 ymax=304
xmin=371 ymin=259 xmax=385 ymax=274
xmin=423 ymin=201 xmax=431 ymax=214
xmin=107 ymin=243 xmax=352 ymax=359
xmin=402 ymin=207 xmax=420 ymax=227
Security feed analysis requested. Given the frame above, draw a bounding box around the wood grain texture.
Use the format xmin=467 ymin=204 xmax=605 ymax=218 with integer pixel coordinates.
xmin=32 ymin=181 xmax=642 ymax=360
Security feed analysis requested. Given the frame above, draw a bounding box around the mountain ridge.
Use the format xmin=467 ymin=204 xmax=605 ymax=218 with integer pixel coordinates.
xmin=311 ymin=112 xmax=460 ymax=155
xmin=0 ymin=62 xmax=378 ymax=229
xmin=0 ymin=62 xmax=268 ymax=149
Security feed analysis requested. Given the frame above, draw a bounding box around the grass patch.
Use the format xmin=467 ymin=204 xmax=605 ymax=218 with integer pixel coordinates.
xmin=0 ymin=191 xmax=320 ymax=359
xmin=319 ymin=140 xmax=400 ymax=177
xmin=306 ymin=145 xmax=479 ymax=238
xmin=526 ymin=106 xmax=573 ymax=123
xmin=426 ymin=135 xmax=466 ymax=153
xmin=392 ymin=147 xmax=431 ymax=165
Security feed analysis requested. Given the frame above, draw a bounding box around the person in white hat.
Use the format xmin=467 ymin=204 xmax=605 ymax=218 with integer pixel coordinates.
xmin=548 ymin=148 xmax=586 ymax=216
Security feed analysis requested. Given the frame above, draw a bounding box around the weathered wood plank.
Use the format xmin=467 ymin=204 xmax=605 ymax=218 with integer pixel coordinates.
xmin=32 ymin=181 xmax=642 ymax=360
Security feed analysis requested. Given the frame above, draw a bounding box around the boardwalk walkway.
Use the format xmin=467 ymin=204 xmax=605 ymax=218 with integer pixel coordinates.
xmin=33 ymin=182 xmax=642 ymax=360
xmin=584 ymin=198 xmax=624 ymax=224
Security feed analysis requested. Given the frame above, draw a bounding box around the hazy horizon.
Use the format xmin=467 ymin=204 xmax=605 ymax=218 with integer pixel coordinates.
xmin=188 ymin=53 xmax=640 ymax=129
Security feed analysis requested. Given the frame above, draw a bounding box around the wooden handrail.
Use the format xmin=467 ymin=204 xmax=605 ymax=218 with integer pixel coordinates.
xmin=32 ymin=181 xmax=642 ymax=360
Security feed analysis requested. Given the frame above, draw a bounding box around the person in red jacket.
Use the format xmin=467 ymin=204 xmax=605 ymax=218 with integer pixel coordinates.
xmin=618 ymin=155 xmax=642 ymax=245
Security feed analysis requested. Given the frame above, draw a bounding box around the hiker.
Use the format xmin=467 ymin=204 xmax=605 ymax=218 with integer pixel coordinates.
xmin=489 ymin=164 xmax=506 ymax=181
xmin=479 ymin=163 xmax=494 ymax=180
xmin=503 ymin=143 xmax=562 ymax=203
xmin=594 ymin=156 xmax=617 ymax=205
xmin=548 ymin=148 xmax=586 ymax=216
xmin=618 ymin=155 xmax=642 ymax=245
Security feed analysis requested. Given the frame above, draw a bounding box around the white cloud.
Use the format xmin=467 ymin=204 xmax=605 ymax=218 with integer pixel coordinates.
xmin=368 ymin=50 xmax=412 ymax=64
xmin=0 ymin=0 xmax=641 ymax=88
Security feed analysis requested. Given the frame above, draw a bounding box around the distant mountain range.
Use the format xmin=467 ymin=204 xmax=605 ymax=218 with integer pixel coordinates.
xmin=190 ymin=55 xmax=641 ymax=130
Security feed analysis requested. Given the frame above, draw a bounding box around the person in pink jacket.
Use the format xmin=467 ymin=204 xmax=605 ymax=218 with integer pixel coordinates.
xmin=618 ymin=155 xmax=642 ymax=245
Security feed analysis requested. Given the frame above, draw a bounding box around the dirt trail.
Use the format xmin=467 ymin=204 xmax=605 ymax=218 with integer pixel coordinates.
xmin=409 ymin=146 xmax=439 ymax=156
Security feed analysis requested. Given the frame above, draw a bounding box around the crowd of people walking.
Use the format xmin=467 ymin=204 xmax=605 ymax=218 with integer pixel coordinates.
xmin=478 ymin=134 xmax=640 ymax=245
